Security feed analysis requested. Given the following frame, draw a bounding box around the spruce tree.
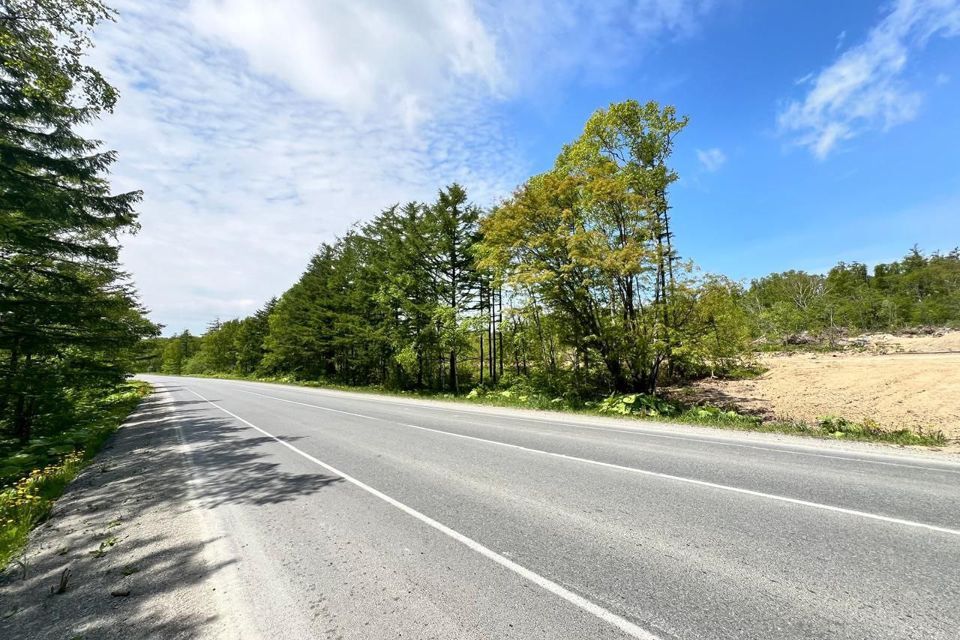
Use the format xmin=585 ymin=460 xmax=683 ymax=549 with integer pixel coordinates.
xmin=0 ymin=0 xmax=155 ymax=440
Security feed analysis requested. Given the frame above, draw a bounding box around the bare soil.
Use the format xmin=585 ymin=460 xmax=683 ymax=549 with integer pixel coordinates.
xmin=688 ymin=330 xmax=960 ymax=442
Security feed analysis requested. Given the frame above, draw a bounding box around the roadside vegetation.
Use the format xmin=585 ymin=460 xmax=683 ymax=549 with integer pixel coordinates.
xmin=0 ymin=381 xmax=150 ymax=569
xmin=1 ymin=2 xmax=155 ymax=567
xmin=185 ymin=371 xmax=948 ymax=448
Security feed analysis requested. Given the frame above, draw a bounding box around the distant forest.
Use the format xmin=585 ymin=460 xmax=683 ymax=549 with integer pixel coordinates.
xmin=137 ymin=102 xmax=960 ymax=398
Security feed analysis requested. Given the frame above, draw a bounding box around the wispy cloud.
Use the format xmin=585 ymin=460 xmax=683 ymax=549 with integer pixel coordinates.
xmin=696 ymin=147 xmax=727 ymax=172
xmin=778 ymin=0 xmax=960 ymax=159
xmin=485 ymin=0 xmax=721 ymax=88
xmin=835 ymin=29 xmax=847 ymax=51
xmin=88 ymin=0 xmax=725 ymax=332
xmin=90 ymin=0 xmax=522 ymax=332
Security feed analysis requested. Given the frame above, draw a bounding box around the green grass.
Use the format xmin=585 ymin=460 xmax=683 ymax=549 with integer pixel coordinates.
xmin=179 ymin=372 xmax=948 ymax=448
xmin=0 ymin=381 xmax=151 ymax=569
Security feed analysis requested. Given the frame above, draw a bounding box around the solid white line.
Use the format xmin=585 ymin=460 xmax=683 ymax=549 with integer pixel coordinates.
xmin=183 ymin=388 xmax=661 ymax=640
xmin=162 ymin=390 xmax=263 ymax=638
xmin=231 ymin=387 xmax=960 ymax=538
xmin=194 ymin=376 xmax=960 ymax=475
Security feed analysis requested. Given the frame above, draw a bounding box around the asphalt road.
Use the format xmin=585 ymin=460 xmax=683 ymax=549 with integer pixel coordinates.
xmin=139 ymin=375 xmax=960 ymax=640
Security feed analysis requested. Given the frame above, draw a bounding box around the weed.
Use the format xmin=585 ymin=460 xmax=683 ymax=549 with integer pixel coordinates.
xmin=0 ymin=382 xmax=150 ymax=569
xmin=52 ymin=567 xmax=71 ymax=594
xmin=90 ymin=536 xmax=119 ymax=558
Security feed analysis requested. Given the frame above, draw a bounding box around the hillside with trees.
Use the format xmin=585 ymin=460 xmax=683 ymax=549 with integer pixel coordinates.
xmin=745 ymin=249 xmax=960 ymax=346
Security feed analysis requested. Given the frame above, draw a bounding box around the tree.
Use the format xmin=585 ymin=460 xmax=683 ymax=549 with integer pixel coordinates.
xmin=0 ymin=0 xmax=155 ymax=441
xmin=424 ymin=184 xmax=481 ymax=392
xmin=675 ymin=275 xmax=752 ymax=378
xmin=365 ymin=203 xmax=437 ymax=387
xmin=185 ymin=319 xmax=241 ymax=373
xmin=261 ymin=245 xmax=341 ymax=378
xmin=479 ymin=100 xmax=688 ymax=393
xmin=235 ymin=298 xmax=275 ymax=374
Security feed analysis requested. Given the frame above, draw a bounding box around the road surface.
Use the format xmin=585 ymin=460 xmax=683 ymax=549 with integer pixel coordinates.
xmin=138 ymin=375 xmax=960 ymax=639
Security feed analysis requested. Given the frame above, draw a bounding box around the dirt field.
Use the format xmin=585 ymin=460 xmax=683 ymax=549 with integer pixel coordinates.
xmin=689 ymin=331 xmax=960 ymax=442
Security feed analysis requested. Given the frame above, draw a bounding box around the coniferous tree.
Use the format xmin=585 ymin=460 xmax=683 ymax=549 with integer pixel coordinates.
xmin=425 ymin=184 xmax=481 ymax=392
xmin=1 ymin=0 xmax=155 ymax=441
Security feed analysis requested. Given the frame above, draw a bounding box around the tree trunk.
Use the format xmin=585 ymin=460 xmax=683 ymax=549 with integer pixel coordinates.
xmin=498 ymin=288 xmax=504 ymax=377
xmin=12 ymin=350 xmax=33 ymax=442
xmin=449 ymin=350 xmax=458 ymax=393
xmin=13 ymin=393 xmax=31 ymax=443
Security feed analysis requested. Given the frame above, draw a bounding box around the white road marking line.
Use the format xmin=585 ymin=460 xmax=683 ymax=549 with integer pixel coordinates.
xmin=195 ymin=376 xmax=960 ymax=475
xmin=183 ymin=388 xmax=660 ymax=640
xmin=162 ymin=390 xmax=262 ymax=638
xmin=229 ymin=386 xmax=960 ymax=538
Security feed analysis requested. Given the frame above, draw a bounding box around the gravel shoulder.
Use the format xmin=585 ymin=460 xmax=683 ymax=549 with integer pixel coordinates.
xmin=0 ymin=392 xmax=236 ymax=640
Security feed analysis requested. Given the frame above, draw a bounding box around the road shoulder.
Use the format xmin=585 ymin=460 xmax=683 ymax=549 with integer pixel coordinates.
xmin=0 ymin=391 xmax=234 ymax=640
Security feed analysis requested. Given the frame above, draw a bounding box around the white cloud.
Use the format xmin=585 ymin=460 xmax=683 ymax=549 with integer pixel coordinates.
xmin=778 ymin=0 xmax=960 ymax=159
xmin=89 ymin=0 xmax=522 ymax=333
xmin=187 ymin=0 xmax=504 ymax=126
xmin=87 ymin=0 xmax=725 ymax=333
xmin=696 ymin=147 xmax=726 ymax=172
xmin=835 ymin=29 xmax=847 ymax=51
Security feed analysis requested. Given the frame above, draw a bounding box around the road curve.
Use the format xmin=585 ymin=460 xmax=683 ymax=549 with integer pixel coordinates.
xmin=139 ymin=375 xmax=960 ymax=640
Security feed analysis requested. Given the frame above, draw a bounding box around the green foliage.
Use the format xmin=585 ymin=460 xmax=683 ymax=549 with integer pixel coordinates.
xmin=595 ymin=394 xmax=680 ymax=417
xmin=745 ymin=247 xmax=960 ymax=345
xmin=1 ymin=0 xmax=156 ymax=443
xmin=478 ymin=100 xmax=694 ymax=393
xmin=816 ymin=415 xmax=945 ymax=446
xmin=0 ymin=380 xmax=149 ymax=568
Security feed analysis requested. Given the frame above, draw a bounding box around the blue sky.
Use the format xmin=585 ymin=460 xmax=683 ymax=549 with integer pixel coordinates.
xmin=88 ymin=1 xmax=960 ymax=333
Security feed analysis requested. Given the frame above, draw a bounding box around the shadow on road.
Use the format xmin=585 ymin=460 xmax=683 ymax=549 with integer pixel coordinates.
xmin=0 ymin=383 xmax=342 ymax=639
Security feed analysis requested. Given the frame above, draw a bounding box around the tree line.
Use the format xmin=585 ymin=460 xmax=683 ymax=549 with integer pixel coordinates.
xmin=745 ymin=248 xmax=960 ymax=344
xmin=145 ymin=241 xmax=960 ymax=398
xmin=133 ymin=96 xmax=960 ymax=397
xmin=140 ymin=101 xmax=758 ymax=397
xmin=1 ymin=0 xmax=156 ymax=443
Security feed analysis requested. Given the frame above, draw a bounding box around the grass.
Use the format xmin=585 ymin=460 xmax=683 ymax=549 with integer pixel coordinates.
xmin=0 ymin=380 xmax=151 ymax=569
xmin=179 ymin=372 xmax=948 ymax=448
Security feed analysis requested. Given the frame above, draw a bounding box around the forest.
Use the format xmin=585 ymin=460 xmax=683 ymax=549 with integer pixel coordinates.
xmin=138 ymin=100 xmax=960 ymax=401
xmin=1 ymin=0 xmax=157 ymax=561
xmin=1 ymin=1 xmax=156 ymax=446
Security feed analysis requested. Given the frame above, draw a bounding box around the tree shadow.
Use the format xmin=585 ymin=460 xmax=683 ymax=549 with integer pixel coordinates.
xmin=0 ymin=382 xmax=343 ymax=639
xmin=669 ymin=384 xmax=775 ymax=421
